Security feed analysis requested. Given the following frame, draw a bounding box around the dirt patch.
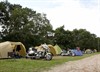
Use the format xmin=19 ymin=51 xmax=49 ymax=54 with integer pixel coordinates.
xmin=44 ymin=54 xmax=100 ymax=72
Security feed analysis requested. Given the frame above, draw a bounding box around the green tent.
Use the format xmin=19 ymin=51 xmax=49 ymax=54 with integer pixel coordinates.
xmin=54 ymin=44 xmax=62 ymax=55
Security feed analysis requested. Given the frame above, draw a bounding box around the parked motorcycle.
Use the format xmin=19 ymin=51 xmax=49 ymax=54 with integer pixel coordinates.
xmin=26 ymin=47 xmax=52 ymax=61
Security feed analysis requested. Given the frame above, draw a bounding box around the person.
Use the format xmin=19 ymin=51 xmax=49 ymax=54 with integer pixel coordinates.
xmin=76 ymin=47 xmax=83 ymax=56
xmin=12 ymin=49 xmax=16 ymax=58
xmin=76 ymin=47 xmax=80 ymax=51
xmin=12 ymin=49 xmax=20 ymax=58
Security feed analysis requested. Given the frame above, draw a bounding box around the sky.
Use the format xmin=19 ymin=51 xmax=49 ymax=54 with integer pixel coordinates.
xmin=0 ymin=0 xmax=100 ymax=37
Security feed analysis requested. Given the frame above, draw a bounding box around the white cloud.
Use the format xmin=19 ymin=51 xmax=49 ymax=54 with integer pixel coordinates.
xmin=79 ymin=0 xmax=98 ymax=8
xmin=44 ymin=0 xmax=100 ymax=36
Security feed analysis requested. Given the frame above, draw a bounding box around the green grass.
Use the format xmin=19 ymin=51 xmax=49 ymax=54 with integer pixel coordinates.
xmin=0 ymin=52 xmax=100 ymax=72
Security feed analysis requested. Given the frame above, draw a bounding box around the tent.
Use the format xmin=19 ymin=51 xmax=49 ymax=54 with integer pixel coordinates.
xmin=93 ymin=49 xmax=97 ymax=53
xmin=85 ymin=49 xmax=93 ymax=54
xmin=54 ymin=44 xmax=62 ymax=55
xmin=35 ymin=46 xmax=45 ymax=52
xmin=48 ymin=45 xmax=56 ymax=56
xmin=0 ymin=41 xmax=26 ymax=58
xmin=35 ymin=44 xmax=56 ymax=56
xmin=72 ymin=50 xmax=83 ymax=56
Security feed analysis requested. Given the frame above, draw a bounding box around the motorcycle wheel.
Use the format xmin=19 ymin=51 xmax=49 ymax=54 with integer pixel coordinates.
xmin=45 ymin=54 xmax=52 ymax=61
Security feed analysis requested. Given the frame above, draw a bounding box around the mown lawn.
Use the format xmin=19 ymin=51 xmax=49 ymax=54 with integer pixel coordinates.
xmin=0 ymin=52 xmax=100 ymax=72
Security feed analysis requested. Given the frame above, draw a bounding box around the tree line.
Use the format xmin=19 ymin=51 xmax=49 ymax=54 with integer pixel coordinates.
xmin=0 ymin=1 xmax=100 ymax=51
xmin=54 ymin=26 xmax=100 ymax=51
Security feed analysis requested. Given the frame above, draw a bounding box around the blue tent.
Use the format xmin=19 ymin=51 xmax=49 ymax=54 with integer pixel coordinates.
xmin=73 ymin=50 xmax=83 ymax=56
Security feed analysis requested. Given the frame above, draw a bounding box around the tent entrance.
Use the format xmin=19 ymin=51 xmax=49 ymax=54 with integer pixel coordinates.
xmin=16 ymin=45 xmax=21 ymax=51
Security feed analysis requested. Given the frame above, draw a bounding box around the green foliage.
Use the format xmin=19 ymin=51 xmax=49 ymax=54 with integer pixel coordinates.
xmin=54 ymin=26 xmax=72 ymax=49
xmin=54 ymin=26 xmax=99 ymax=50
xmin=0 ymin=1 xmax=53 ymax=49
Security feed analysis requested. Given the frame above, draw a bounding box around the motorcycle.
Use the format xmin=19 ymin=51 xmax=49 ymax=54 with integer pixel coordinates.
xmin=26 ymin=47 xmax=52 ymax=61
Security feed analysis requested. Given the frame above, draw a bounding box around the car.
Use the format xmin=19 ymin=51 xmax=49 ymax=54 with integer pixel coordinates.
xmin=61 ymin=49 xmax=75 ymax=56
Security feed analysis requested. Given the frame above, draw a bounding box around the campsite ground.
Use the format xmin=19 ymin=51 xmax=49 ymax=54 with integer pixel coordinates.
xmin=45 ymin=54 xmax=100 ymax=72
xmin=0 ymin=52 xmax=100 ymax=72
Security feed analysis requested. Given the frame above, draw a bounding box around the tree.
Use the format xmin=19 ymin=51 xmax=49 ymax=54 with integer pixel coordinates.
xmin=71 ymin=29 xmax=97 ymax=50
xmin=54 ymin=25 xmax=73 ymax=49
xmin=0 ymin=1 xmax=53 ymax=49
xmin=54 ymin=27 xmax=98 ymax=50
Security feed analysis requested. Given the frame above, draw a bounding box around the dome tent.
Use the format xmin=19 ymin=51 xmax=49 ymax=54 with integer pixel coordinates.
xmin=48 ymin=45 xmax=56 ymax=56
xmin=54 ymin=44 xmax=62 ymax=55
xmin=0 ymin=41 xmax=26 ymax=58
xmin=73 ymin=50 xmax=83 ymax=56
xmin=85 ymin=49 xmax=93 ymax=54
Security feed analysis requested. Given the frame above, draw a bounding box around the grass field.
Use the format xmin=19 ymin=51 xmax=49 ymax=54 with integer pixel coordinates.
xmin=0 ymin=52 xmax=100 ymax=72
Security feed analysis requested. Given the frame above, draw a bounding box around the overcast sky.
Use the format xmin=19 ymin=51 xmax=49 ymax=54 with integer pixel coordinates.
xmin=0 ymin=0 xmax=100 ymax=37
